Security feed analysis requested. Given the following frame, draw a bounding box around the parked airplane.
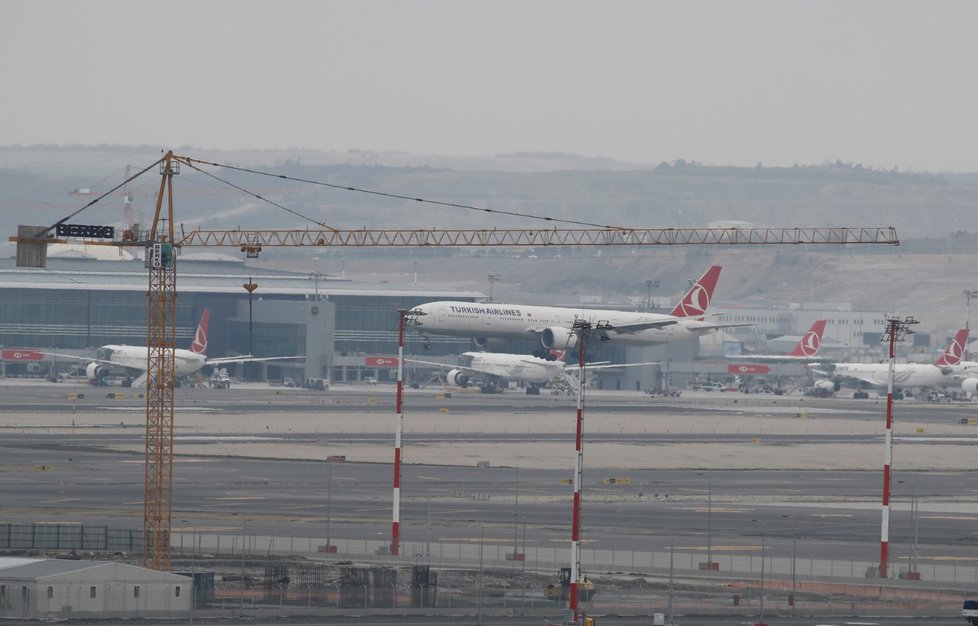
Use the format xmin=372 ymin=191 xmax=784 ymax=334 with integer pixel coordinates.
xmin=408 ymin=265 xmax=740 ymax=350
xmin=812 ymin=328 xmax=970 ymax=397
xmin=729 ymin=320 xmax=827 ymax=362
xmin=44 ymin=309 xmax=302 ymax=387
xmin=407 ymin=349 xmax=656 ymax=394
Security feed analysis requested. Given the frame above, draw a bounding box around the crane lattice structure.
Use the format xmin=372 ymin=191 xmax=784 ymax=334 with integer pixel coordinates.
xmin=9 ymin=151 xmax=900 ymax=571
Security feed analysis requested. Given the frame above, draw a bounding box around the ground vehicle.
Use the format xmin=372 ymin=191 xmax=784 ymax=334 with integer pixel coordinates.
xmin=544 ymin=567 xmax=596 ymax=602
xmin=964 ymin=599 xmax=978 ymax=624
xmin=209 ymin=368 xmax=231 ymax=389
xmin=305 ymin=377 xmax=329 ymax=391
xmin=364 ymin=376 xmax=377 ymax=385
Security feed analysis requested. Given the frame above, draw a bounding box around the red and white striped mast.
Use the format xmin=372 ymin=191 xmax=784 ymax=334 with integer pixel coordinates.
xmin=568 ymin=319 xmax=607 ymax=622
xmin=391 ymin=309 xmax=408 ymax=556
xmin=878 ymin=315 xmax=917 ymax=578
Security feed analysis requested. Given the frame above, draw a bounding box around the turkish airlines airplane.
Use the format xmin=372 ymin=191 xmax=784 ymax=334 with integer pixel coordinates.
xmin=812 ymin=328 xmax=970 ymax=394
xmin=45 ymin=309 xmax=302 ymax=387
xmin=407 ymin=349 xmax=656 ymax=394
xmin=729 ymin=320 xmax=827 ymax=362
xmin=408 ymin=265 xmax=741 ymax=350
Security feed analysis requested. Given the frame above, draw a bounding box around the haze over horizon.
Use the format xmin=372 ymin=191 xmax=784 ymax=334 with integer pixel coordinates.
xmin=4 ymin=1 xmax=978 ymax=172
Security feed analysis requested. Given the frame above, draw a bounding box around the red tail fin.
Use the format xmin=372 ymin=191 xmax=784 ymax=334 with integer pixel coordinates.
xmin=787 ymin=320 xmax=826 ymax=358
xmin=549 ymin=349 xmax=567 ymax=362
xmin=669 ymin=266 xmax=722 ymax=319
xmin=190 ymin=309 xmax=210 ymax=355
xmin=934 ymin=328 xmax=968 ymax=366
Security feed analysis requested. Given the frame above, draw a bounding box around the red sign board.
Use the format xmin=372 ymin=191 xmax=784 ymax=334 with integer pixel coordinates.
xmin=727 ymin=363 xmax=770 ymax=375
xmin=366 ymin=356 xmax=399 ymax=367
xmin=2 ymin=349 xmax=45 ymax=361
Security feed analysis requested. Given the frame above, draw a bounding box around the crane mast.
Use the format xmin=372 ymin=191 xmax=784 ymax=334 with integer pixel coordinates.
xmin=142 ymin=153 xmax=179 ymax=570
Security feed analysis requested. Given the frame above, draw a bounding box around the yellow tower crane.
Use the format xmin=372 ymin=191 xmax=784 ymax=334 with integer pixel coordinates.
xmin=10 ymin=150 xmax=900 ymax=570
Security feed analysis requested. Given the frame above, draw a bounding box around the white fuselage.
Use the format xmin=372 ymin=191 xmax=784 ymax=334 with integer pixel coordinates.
xmin=461 ymin=351 xmax=564 ymax=384
xmin=410 ymin=301 xmax=707 ymax=346
xmin=101 ymin=345 xmax=208 ymax=377
xmin=833 ymin=362 xmax=971 ymax=388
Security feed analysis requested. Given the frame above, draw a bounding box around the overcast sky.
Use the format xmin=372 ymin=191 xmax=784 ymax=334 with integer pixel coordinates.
xmin=3 ymin=1 xmax=977 ymax=171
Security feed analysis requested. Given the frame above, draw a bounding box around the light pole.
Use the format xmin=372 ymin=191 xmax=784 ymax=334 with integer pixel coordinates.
xmin=180 ymin=520 xmax=197 ymax=625
xmin=309 ymin=271 xmax=325 ymax=301
xmin=751 ymin=518 xmax=767 ymax=626
xmin=966 ymin=290 xmax=978 ymax=357
xmin=238 ymin=517 xmax=253 ymax=610
xmin=898 ymin=479 xmax=920 ymax=577
xmin=697 ymin=472 xmax=713 ymax=569
xmin=243 ymin=278 xmax=258 ymax=380
xmin=487 ymin=273 xmax=502 ymax=303
xmin=645 ymin=279 xmax=660 ymax=311
xmin=326 ymin=457 xmax=333 ymax=551
xmin=781 ymin=514 xmax=796 ymax=610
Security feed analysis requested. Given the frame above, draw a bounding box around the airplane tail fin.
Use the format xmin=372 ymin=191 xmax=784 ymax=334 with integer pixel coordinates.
xmin=934 ymin=327 xmax=968 ymax=366
xmin=787 ymin=320 xmax=826 ymax=358
xmin=549 ymin=349 xmax=567 ymax=362
xmin=190 ymin=309 xmax=210 ymax=355
xmin=668 ymin=265 xmax=722 ymax=319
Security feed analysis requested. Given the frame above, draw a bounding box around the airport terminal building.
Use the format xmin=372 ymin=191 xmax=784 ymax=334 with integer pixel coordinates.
xmin=1 ymin=254 xmax=930 ymax=392
xmin=0 ymin=256 xmax=480 ymax=384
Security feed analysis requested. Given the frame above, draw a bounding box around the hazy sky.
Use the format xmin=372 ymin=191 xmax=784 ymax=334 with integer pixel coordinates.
xmin=3 ymin=1 xmax=977 ymax=171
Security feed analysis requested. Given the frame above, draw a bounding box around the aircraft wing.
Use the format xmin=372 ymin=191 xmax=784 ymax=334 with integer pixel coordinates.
xmin=205 ymin=355 xmax=305 ymax=366
xmin=41 ymin=351 xmax=113 ymax=366
xmin=608 ymin=320 xmax=678 ymax=333
xmin=404 ymin=358 xmax=453 ymax=370
xmin=680 ymin=320 xmax=754 ymax=332
xmin=404 ymin=358 xmax=499 ymax=380
xmin=731 ymin=354 xmax=832 ymax=363
xmin=565 ymin=361 xmax=660 ymax=372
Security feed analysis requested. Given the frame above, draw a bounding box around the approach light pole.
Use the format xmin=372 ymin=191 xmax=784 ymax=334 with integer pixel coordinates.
xmin=879 ymin=315 xmax=918 ymax=579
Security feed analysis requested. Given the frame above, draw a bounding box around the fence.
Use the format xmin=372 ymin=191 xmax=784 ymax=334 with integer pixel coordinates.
xmin=4 ymin=521 xmax=978 ymax=589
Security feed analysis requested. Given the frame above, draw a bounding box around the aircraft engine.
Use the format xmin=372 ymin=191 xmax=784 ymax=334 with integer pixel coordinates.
xmin=814 ymin=379 xmax=837 ymax=391
xmin=962 ymin=378 xmax=978 ymax=395
xmin=446 ymin=369 xmax=470 ymax=388
xmin=541 ymin=327 xmax=579 ymax=350
xmin=85 ymin=362 xmax=106 ymax=381
xmin=472 ymin=337 xmax=508 ymax=350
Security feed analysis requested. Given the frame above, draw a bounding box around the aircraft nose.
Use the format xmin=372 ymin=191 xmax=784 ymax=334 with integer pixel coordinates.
xmin=406 ymin=306 xmax=426 ymax=324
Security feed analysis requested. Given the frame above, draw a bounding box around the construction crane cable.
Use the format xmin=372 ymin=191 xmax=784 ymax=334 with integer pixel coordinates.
xmin=176 ymin=156 xmax=623 ymax=229
xmin=43 ymin=158 xmax=165 ymax=233
xmin=178 ymin=159 xmax=339 ymax=232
